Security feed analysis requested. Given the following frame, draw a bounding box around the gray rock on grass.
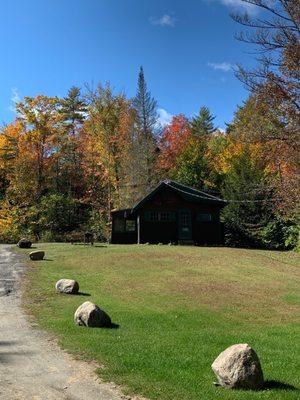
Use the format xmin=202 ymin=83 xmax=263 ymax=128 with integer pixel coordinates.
xmin=56 ymin=279 xmax=79 ymax=294
xmin=74 ymin=301 xmax=111 ymax=328
xmin=18 ymin=238 xmax=32 ymax=248
xmin=29 ymin=251 xmax=45 ymax=261
xmin=211 ymin=343 xmax=264 ymax=390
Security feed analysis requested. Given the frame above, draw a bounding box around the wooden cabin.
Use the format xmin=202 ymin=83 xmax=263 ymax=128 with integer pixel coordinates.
xmin=111 ymin=180 xmax=226 ymax=245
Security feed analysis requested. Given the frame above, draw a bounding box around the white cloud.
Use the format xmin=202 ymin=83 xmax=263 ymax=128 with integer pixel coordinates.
xmin=207 ymin=62 xmax=234 ymax=72
xmin=9 ymin=87 xmax=20 ymax=113
xmin=157 ymin=108 xmax=173 ymax=127
xmin=150 ymin=14 xmax=176 ymax=27
xmin=218 ymin=0 xmax=258 ymax=14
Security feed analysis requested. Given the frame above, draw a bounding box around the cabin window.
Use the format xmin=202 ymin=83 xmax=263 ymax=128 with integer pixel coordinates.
xmin=114 ymin=218 xmax=125 ymax=232
xmin=197 ymin=213 xmax=212 ymax=222
xmin=126 ymin=220 xmax=136 ymax=232
xmin=160 ymin=211 xmax=170 ymax=221
xmin=144 ymin=211 xmax=176 ymax=222
xmin=148 ymin=211 xmax=159 ymax=221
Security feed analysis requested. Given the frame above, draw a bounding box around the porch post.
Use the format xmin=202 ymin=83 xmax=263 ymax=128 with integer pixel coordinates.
xmin=137 ymin=213 xmax=141 ymax=244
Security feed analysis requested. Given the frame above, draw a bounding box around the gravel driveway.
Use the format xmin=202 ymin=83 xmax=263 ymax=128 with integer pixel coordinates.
xmin=0 ymin=245 xmax=125 ymax=400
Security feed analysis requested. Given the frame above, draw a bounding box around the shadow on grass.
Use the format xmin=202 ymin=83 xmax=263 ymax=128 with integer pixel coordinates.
xmin=214 ymin=380 xmax=298 ymax=392
xmin=263 ymin=380 xmax=298 ymax=391
xmin=80 ymin=322 xmax=120 ymax=329
xmin=108 ymin=322 xmax=120 ymax=329
xmin=57 ymin=292 xmax=91 ymax=296
xmin=71 ymin=243 xmax=107 ymax=248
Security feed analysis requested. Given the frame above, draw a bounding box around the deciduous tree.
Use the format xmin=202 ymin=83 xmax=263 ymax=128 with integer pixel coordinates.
xmin=158 ymin=114 xmax=191 ymax=172
xmin=233 ymin=0 xmax=300 ymax=147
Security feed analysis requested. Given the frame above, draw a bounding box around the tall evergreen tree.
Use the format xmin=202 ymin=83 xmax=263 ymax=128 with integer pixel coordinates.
xmin=133 ymin=67 xmax=158 ymax=138
xmin=132 ymin=67 xmax=159 ymax=198
xmin=191 ymin=106 xmax=215 ymax=136
xmin=56 ymin=87 xmax=87 ymax=196
xmin=60 ymin=86 xmax=87 ymax=135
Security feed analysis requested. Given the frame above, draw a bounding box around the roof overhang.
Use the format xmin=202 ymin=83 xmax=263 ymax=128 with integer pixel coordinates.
xmin=132 ymin=180 xmax=226 ymax=212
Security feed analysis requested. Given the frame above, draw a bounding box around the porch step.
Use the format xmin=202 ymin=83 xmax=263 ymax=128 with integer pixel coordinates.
xmin=178 ymin=240 xmax=195 ymax=246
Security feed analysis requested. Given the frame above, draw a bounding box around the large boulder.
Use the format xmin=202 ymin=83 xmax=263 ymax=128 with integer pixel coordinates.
xmin=18 ymin=238 xmax=32 ymax=249
xmin=211 ymin=343 xmax=264 ymax=390
xmin=29 ymin=251 xmax=45 ymax=261
xmin=56 ymin=279 xmax=79 ymax=294
xmin=74 ymin=301 xmax=111 ymax=328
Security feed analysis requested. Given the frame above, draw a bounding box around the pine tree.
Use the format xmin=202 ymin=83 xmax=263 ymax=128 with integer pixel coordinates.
xmin=191 ymin=106 xmax=215 ymax=136
xmin=57 ymin=87 xmax=87 ymax=196
xmin=133 ymin=67 xmax=157 ymax=137
xmin=170 ymin=106 xmax=216 ymax=190
xmin=221 ymin=147 xmax=272 ymax=247
xmin=60 ymin=86 xmax=87 ymax=135
xmin=132 ymin=67 xmax=159 ymax=198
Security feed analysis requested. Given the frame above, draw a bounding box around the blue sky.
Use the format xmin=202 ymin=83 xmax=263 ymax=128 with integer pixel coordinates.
xmin=0 ymin=0 xmax=258 ymax=129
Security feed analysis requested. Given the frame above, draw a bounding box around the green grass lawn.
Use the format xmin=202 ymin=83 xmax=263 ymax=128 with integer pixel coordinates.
xmin=19 ymin=243 xmax=300 ymax=400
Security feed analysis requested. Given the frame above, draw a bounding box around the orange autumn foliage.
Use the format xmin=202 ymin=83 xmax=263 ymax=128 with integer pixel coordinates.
xmin=158 ymin=115 xmax=191 ymax=171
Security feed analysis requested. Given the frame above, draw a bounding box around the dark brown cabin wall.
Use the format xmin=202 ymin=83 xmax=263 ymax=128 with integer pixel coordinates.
xmin=111 ymin=211 xmax=137 ymax=244
xmin=111 ymin=231 xmax=137 ymax=244
xmin=139 ymin=220 xmax=177 ymax=244
xmin=138 ymin=186 xmax=223 ymax=244
xmin=139 ymin=211 xmax=223 ymax=244
xmin=111 ymin=183 xmax=225 ymax=245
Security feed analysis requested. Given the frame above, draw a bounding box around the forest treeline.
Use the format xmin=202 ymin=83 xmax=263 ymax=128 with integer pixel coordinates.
xmin=0 ymin=0 xmax=299 ymax=249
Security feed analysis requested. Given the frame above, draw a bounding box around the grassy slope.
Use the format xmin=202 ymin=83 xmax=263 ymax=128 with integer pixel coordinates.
xmin=20 ymin=243 xmax=300 ymax=400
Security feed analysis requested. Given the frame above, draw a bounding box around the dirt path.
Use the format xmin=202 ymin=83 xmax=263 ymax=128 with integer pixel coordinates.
xmin=0 ymin=245 xmax=126 ymax=400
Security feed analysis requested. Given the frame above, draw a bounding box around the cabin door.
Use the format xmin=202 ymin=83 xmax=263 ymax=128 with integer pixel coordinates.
xmin=178 ymin=209 xmax=192 ymax=240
